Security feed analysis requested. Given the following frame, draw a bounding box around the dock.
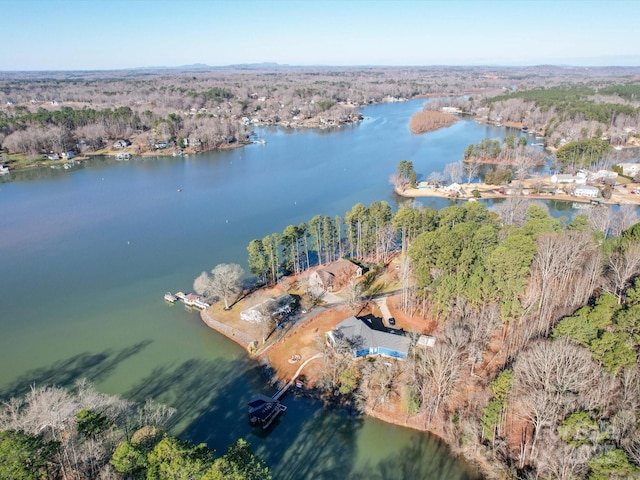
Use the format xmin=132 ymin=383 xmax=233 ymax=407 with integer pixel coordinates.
xmin=247 ymin=353 xmax=323 ymax=429
xmin=171 ymin=292 xmax=210 ymax=309
xmin=273 ymin=352 xmax=324 ymax=401
xmin=247 ymin=394 xmax=287 ymax=430
xmin=164 ymin=292 xmax=178 ymax=303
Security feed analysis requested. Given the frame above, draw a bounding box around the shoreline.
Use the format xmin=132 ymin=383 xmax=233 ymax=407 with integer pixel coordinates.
xmin=2 ymin=141 xmax=250 ymax=172
xmin=396 ymin=180 xmax=640 ymax=206
xmin=196 ymin=287 xmax=486 ymax=477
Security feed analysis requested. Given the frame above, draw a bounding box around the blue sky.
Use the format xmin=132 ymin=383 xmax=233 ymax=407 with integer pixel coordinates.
xmin=2 ymin=0 xmax=639 ymax=70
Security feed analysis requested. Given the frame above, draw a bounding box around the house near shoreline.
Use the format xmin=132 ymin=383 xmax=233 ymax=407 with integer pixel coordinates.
xmin=574 ymin=185 xmax=600 ymax=198
xmin=327 ymin=316 xmax=412 ymax=359
xmin=551 ymin=173 xmax=587 ymax=185
xmin=113 ymin=139 xmax=131 ymax=149
xmin=309 ymin=259 xmax=364 ymax=292
xmin=618 ymin=163 xmax=640 ymax=178
xmin=442 ymin=182 xmax=462 ymax=193
xmin=240 ymin=294 xmax=296 ymax=323
xmin=589 ymin=170 xmax=618 ymax=183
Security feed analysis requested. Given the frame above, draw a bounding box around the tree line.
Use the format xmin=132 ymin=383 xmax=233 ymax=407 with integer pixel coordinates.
xmin=477 ymin=82 xmax=640 ymax=149
xmin=4 ymin=66 xmax=638 ymax=160
xmin=0 ymin=381 xmax=270 ymax=479
xmin=1 ymin=66 xmax=505 ymax=158
xmin=246 ymin=200 xmax=421 ymax=285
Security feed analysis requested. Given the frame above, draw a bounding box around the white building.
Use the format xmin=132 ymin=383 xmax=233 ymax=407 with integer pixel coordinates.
xmin=588 ymin=170 xmax=618 ymax=183
xmin=574 ymin=185 xmax=600 ymax=198
xmin=443 ymin=182 xmax=462 ymax=192
xmin=551 ymin=173 xmax=586 ymax=185
xmin=618 ymin=163 xmax=640 ymax=178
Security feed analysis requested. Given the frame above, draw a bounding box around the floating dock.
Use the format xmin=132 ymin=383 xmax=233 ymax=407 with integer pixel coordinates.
xmin=164 ymin=292 xmax=178 ymax=303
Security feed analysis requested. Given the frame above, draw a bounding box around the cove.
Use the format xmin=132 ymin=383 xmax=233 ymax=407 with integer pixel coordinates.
xmin=0 ymin=98 xmax=533 ymax=479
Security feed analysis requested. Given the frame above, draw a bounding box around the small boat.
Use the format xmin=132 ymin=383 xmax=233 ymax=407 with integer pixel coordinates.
xmin=116 ymin=152 xmax=131 ymax=160
xmin=0 ymin=165 xmax=9 ymax=175
xmin=164 ymin=292 xmax=178 ymax=303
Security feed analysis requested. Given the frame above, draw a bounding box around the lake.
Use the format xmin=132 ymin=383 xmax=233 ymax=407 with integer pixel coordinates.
xmin=0 ymin=98 xmax=533 ymax=478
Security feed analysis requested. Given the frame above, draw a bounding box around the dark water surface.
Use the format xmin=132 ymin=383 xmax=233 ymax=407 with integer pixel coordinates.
xmin=0 ymin=99 xmax=526 ymax=478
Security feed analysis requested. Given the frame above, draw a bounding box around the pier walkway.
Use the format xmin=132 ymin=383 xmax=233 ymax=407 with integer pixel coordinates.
xmin=273 ymin=352 xmax=324 ymax=401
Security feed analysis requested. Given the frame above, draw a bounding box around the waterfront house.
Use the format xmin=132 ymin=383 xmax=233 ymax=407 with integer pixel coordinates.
xmin=551 ymin=173 xmax=586 ymax=185
xmin=61 ymin=151 xmax=75 ymax=160
xmin=240 ymin=294 xmax=296 ymax=323
xmin=617 ymin=163 xmax=640 ymax=178
xmin=0 ymin=164 xmax=9 ymax=175
xmin=309 ymin=259 xmax=363 ymax=292
xmin=574 ymin=185 xmax=600 ymax=198
xmin=113 ymin=139 xmax=131 ymax=149
xmin=589 ymin=170 xmax=618 ymax=183
xmin=443 ymin=182 xmax=462 ymax=192
xmin=327 ymin=316 xmax=411 ymax=359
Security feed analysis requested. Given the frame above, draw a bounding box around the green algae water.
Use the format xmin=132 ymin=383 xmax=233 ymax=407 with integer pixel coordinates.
xmin=0 ymin=99 xmax=516 ymax=479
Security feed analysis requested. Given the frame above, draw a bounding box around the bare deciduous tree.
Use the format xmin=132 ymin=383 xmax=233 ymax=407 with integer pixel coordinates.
xmin=606 ymin=242 xmax=640 ymax=303
xmin=612 ymin=204 xmax=640 ymax=236
xmin=491 ymin=196 xmax=531 ymax=227
xmin=411 ymin=342 xmax=462 ymax=427
xmin=345 ymin=279 xmax=364 ymax=312
xmin=209 ymin=263 xmax=244 ymax=309
xmin=193 ymin=271 xmax=214 ymax=300
xmin=444 ymin=161 xmax=464 ymax=184
xmin=527 ymin=231 xmax=601 ymax=335
xmin=510 ymin=338 xmax=601 ymax=466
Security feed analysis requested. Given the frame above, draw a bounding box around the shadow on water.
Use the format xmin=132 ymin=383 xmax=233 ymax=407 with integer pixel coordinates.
xmin=124 ymin=356 xmax=262 ymax=450
xmin=267 ymin=405 xmax=363 ymax=480
xmin=350 ymin=434 xmax=479 ymax=480
xmin=122 ymin=354 xmax=364 ymax=480
xmin=0 ymin=340 xmax=153 ymax=401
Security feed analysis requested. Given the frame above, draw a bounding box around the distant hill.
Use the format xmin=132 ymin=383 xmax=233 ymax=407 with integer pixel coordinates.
xmin=135 ymin=62 xmax=288 ymax=71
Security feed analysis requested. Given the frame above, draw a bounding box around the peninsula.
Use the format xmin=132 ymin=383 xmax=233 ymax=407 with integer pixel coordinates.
xmin=396 ymin=177 xmax=640 ymax=206
xmin=191 ymin=192 xmax=640 ymax=480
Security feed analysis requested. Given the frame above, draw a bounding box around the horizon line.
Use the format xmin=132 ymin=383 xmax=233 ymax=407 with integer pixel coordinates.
xmin=1 ymin=62 xmax=640 ymax=74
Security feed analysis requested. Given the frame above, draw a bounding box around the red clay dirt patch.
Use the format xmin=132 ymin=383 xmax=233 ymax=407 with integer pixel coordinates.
xmin=386 ymin=292 xmax=438 ymax=335
xmin=261 ymin=305 xmax=354 ymax=386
